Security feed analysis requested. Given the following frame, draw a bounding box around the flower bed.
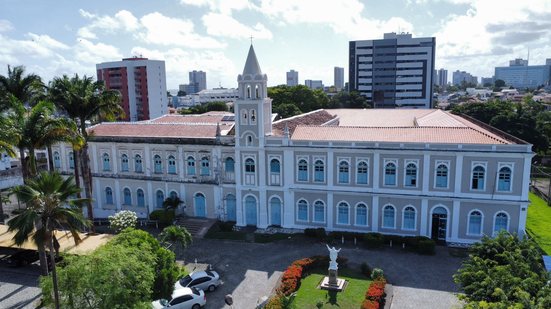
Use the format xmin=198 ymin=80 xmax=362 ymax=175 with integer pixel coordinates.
xmin=361 ymin=277 xmax=387 ymax=309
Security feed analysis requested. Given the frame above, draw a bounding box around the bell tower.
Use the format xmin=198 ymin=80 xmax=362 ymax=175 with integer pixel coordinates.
xmin=235 ymin=44 xmax=272 ymax=148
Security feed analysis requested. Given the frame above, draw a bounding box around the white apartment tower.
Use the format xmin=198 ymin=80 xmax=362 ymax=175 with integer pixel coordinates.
xmin=334 ymin=67 xmax=344 ymax=91
xmin=286 ymin=70 xmax=299 ymax=86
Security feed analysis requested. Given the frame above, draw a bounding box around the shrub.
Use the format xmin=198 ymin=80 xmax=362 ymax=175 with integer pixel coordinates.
xmin=328 ymin=231 xmax=364 ymax=241
xmin=361 ymin=262 xmax=372 ymax=277
xmin=109 ymin=210 xmax=138 ymax=233
xmin=362 ymin=277 xmax=387 ymax=309
xmin=265 ymin=294 xmax=283 ymax=309
xmin=304 ymin=228 xmax=326 ymax=239
xmin=361 ymin=299 xmax=380 ymax=309
xmin=149 ymin=209 xmax=175 ymax=227
xmin=370 ymin=268 xmax=384 ymax=280
xmin=364 ymin=232 xmax=384 ymax=248
xmin=383 ymin=234 xmax=405 ymax=245
xmin=417 ymin=239 xmax=436 ymax=255
xmin=218 ymin=220 xmax=235 ymax=232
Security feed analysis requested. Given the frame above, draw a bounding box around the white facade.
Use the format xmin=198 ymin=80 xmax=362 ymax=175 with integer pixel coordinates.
xmin=65 ymin=45 xmax=533 ymax=246
xmin=97 ymin=58 xmax=168 ymax=121
xmin=176 ymin=88 xmax=239 ymax=108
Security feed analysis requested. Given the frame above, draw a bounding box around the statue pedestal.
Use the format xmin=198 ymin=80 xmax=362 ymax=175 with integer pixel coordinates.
xmin=320 ymin=268 xmax=346 ymax=291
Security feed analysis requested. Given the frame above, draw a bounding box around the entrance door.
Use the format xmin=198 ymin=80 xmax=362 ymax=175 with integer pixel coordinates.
xmin=431 ymin=207 xmax=447 ymax=241
xmin=270 ymin=198 xmax=281 ymax=226
xmin=194 ymin=193 xmax=206 ymax=217
xmin=226 ymin=194 xmax=236 ymax=221
xmin=245 ymin=196 xmax=257 ymax=226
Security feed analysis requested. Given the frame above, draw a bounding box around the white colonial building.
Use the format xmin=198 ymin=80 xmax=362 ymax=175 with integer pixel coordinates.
xmin=53 ymin=45 xmax=532 ymax=245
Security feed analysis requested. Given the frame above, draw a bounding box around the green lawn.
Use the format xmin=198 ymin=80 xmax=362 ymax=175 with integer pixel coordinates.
xmin=527 ymin=193 xmax=551 ymax=254
xmin=290 ymin=268 xmax=371 ymax=309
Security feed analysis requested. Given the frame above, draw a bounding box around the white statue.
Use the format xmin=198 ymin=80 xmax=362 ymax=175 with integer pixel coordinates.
xmin=326 ymin=244 xmax=341 ymax=270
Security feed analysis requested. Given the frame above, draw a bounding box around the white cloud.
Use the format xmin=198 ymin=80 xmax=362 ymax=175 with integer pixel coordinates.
xmin=74 ymin=38 xmax=123 ymax=64
xmin=0 ymin=19 xmax=13 ymax=32
xmin=137 ymin=12 xmax=225 ymax=48
xmin=202 ymin=13 xmax=272 ymax=40
xmin=27 ymin=33 xmax=70 ymax=50
xmin=77 ymin=9 xmax=139 ymax=39
xmin=256 ymin=0 xmax=414 ymax=39
xmin=180 ymin=0 xmax=253 ymax=14
xmin=0 ymin=32 xmax=70 ymax=63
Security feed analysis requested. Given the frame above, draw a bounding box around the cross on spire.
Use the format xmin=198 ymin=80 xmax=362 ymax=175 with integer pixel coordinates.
xmin=250 ymin=35 xmax=253 ymax=45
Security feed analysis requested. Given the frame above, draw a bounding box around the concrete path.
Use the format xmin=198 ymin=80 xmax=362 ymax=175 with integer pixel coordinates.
xmin=180 ymin=237 xmax=465 ymax=309
xmin=0 ymin=265 xmax=41 ymax=309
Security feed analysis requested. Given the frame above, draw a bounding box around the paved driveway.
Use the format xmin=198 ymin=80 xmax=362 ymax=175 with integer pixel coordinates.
xmin=180 ymin=237 xmax=464 ymax=309
xmin=0 ymin=265 xmax=41 ymax=309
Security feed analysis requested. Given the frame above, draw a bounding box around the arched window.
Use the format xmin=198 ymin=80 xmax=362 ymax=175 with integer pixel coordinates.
xmin=270 ymin=197 xmax=282 ymax=226
xmin=270 ymin=159 xmax=280 ymax=174
xmin=156 ymin=190 xmax=165 ymax=208
xmin=337 ymin=202 xmax=349 ymax=225
xmin=137 ymin=189 xmax=145 ymax=207
xmin=471 ymin=166 xmax=485 ymax=190
xmin=497 ymin=167 xmax=512 ymax=191
xmin=226 ymin=194 xmax=236 ymax=221
xmin=240 ymin=109 xmax=248 ymax=125
xmin=356 ymin=203 xmax=368 ymax=226
xmin=247 ymin=85 xmax=251 ymax=99
xmin=200 ymin=157 xmax=210 ymax=176
xmin=68 ymin=152 xmax=74 ymax=169
xmin=187 ymin=156 xmax=196 ymax=175
xmin=134 ymin=154 xmax=143 ymax=173
xmin=167 ymin=155 xmax=176 ymax=174
xmin=314 ymin=160 xmax=325 ymax=182
xmin=384 ymin=162 xmax=396 ymax=186
xmin=105 ymin=187 xmax=113 ymax=205
xmin=494 ymin=212 xmax=508 ymax=234
xmin=298 ymin=159 xmax=308 ymax=181
xmin=255 ymin=85 xmax=259 ymax=99
xmin=245 ymin=158 xmax=255 ymax=173
xmin=102 ymin=153 xmax=110 ymax=171
xmin=382 ymin=205 xmax=395 ymax=228
xmin=402 ymin=206 xmax=416 ymax=230
xmin=123 ymin=188 xmax=132 ymax=205
xmin=154 ymin=155 xmax=162 ymax=174
xmin=121 ymin=154 xmax=129 ymax=172
xmin=53 ymin=151 xmax=61 ymax=169
xmin=435 ymin=164 xmax=448 ymax=188
xmin=169 ymin=191 xmax=178 ymax=200
xmin=297 ymin=199 xmax=308 ymax=221
xmin=405 ymin=163 xmax=417 ymax=187
xmin=468 ymin=210 xmax=483 ymax=235
xmin=357 ymin=161 xmax=368 ymax=184
xmin=246 ymin=135 xmax=253 ymax=146
xmin=250 ymin=109 xmax=256 ymax=124
xmin=338 ymin=161 xmax=349 ymax=184
xmin=314 ymin=201 xmax=325 ymax=223
xmin=225 ymin=157 xmax=235 ymax=173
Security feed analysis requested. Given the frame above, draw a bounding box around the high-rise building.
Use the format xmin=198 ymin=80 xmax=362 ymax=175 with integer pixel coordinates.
xmin=189 ymin=70 xmax=207 ymax=93
xmin=305 ymin=79 xmax=323 ymax=90
xmin=349 ymin=32 xmax=435 ymax=108
xmin=286 ymin=70 xmax=299 ymax=86
xmin=437 ymin=68 xmax=448 ymax=87
xmin=96 ymin=57 xmax=167 ymax=121
xmin=452 ymin=70 xmax=477 ymax=86
xmin=334 ymin=67 xmax=344 ymax=91
xmin=495 ymin=58 xmax=551 ymax=88
xmin=481 ymin=77 xmax=495 ymax=86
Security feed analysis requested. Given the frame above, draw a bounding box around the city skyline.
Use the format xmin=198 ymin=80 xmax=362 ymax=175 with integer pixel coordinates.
xmin=1 ymin=0 xmax=551 ymax=89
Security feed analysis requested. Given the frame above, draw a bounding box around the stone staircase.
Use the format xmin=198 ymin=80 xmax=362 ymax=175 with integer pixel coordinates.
xmin=174 ymin=216 xmax=215 ymax=238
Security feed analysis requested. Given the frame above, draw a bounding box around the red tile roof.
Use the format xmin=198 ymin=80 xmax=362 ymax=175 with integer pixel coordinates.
xmin=272 ymin=109 xmax=336 ymax=136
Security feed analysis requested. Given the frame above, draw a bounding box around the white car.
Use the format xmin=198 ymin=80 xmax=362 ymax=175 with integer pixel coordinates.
xmin=152 ymin=287 xmax=205 ymax=309
xmin=175 ymin=270 xmax=221 ymax=292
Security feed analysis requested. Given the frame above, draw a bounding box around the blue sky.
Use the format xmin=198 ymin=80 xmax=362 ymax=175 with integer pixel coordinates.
xmin=1 ymin=0 xmax=551 ymax=90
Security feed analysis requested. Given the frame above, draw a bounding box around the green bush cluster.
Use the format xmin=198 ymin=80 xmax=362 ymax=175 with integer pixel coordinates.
xmin=149 ymin=209 xmax=175 ymax=227
xmin=304 ymin=228 xmax=326 ymax=239
xmin=363 ymin=233 xmax=435 ymax=255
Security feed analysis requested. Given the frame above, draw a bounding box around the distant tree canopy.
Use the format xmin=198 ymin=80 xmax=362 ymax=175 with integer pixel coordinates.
xmin=452 ymin=97 xmax=550 ymax=153
xmin=268 ymin=85 xmax=370 ymax=119
xmin=177 ymin=90 xmax=186 ymax=96
xmin=179 ymin=101 xmax=229 ymax=115
xmin=494 ymin=79 xmax=506 ymax=88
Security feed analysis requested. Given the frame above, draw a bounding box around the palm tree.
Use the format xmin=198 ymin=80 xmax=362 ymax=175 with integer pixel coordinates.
xmin=8 ymin=171 xmax=89 ymax=309
xmin=0 ymin=118 xmax=16 ymax=223
xmin=49 ymin=74 xmax=122 ymax=224
xmin=0 ymin=65 xmax=44 ymax=109
xmin=163 ymin=195 xmax=184 ymax=212
xmin=159 ymin=225 xmax=192 ymax=258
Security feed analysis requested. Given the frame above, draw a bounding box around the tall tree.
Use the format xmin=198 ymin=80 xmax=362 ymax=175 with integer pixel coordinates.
xmin=8 ymin=171 xmax=89 ymax=309
xmin=0 ymin=65 xmax=44 ymax=109
xmin=49 ymin=74 xmax=122 ymax=223
xmin=159 ymin=225 xmax=192 ymax=258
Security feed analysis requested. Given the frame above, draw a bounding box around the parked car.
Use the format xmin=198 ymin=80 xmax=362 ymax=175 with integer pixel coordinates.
xmin=152 ymin=287 xmax=205 ymax=309
xmin=175 ymin=270 xmax=221 ymax=292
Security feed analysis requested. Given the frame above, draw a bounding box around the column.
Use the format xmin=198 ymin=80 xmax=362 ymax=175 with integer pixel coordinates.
xmin=144 ymin=145 xmax=151 ymax=176
xmin=452 ymin=200 xmax=460 ymax=240
xmin=371 ymin=196 xmax=379 ymax=231
xmin=147 ymin=181 xmax=153 ymax=215
xmin=111 ymin=144 xmax=118 ymax=173
xmin=114 ymin=179 xmax=121 ymax=211
xmin=373 ymin=152 xmax=380 ymax=190
xmin=327 ymin=192 xmax=334 ymax=230
xmin=454 ymin=154 xmax=464 ymax=194
xmin=422 ymin=154 xmax=430 ymax=194
xmin=518 ymin=203 xmax=528 ymax=237
xmin=420 ymin=199 xmax=428 ymax=236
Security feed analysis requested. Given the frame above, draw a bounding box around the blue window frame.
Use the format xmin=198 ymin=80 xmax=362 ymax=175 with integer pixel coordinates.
xmin=338 ymin=161 xmax=349 ymax=184
xmin=200 ymin=157 xmax=210 ymax=176
xmin=383 ymin=205 xmax=395 ymax=228
xmin=134 ymin=154 xmax=143 ymax=173
xmin=471 ymin=166 xmax=485 ymax=190
xmin=297 ymin=199 xmax=308 ymax=221
xmin=384 ymin=162 xmax=396 ymax=186
xmin=53 ymin=151 xmax=61 ymax=169
xmin=405 ymin=163 xmax=417 ymax=187
xmin=314 ymin=160 xmax=324 ymax=182
xmin=494 ymin=212 xmax=508 ymax=234
xmin=497 ymin=167 xmax=511 ymax=191
xmin=337 ymin=202 xmax=349 ymax=225
xmin=357 ymin=161 xmax=368 ymax=184
xmin=403 ymin=206 xmax=416 ymax=230
xmin=167 ymin=155 xmax=176 ymax=174
xmin=298 ymin=159 xmax=308 ymax=181
xmin=105 ymin=187 xmax=113 ymax=205
xmin=468 ymin=211 xmax=482 ymax=235
xmin=123 ymin=188 xmax=131 ymax=205
xmin=121 ymin=154 xmax=129 ymax=172
xmin=154 ymin=155 xmax=162 ymax=174
xmin=245 ymin=158 xmax=255 ymax=173
xmin=68 ymin=152 xmax=74 ymax=169
xmin=435 ymin=164 xmax=448 ymax=188
xmin=156 ymin=190 xmax=164 ymax=208
xmin=102 ymin=153 xmax=110 ymax=171
xmin=187 ymin=156 xmax=196 ymax=175
xmin=270 ymin=158 xmax=280 ymax=174
xmin=314 ymin=201 xmax=325 ymax=222
xmin=225 ymin=157 xmax=235 ymax=173
xmin=356 ymin=203 xmax=368 ymax=226
xmin=137 ymin=189 xmax=145 ymax=207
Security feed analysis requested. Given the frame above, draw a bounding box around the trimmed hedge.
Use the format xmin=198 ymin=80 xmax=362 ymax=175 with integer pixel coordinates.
xmin=364 ymin=232 xmax=385 ymax=248
xmin=149 ymin=209 xmax=175 ymax=227
xmin=363 ymin=233 xmax=436 ymax=254
xmin=304 ymin=228 xmax=326 ymax=239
